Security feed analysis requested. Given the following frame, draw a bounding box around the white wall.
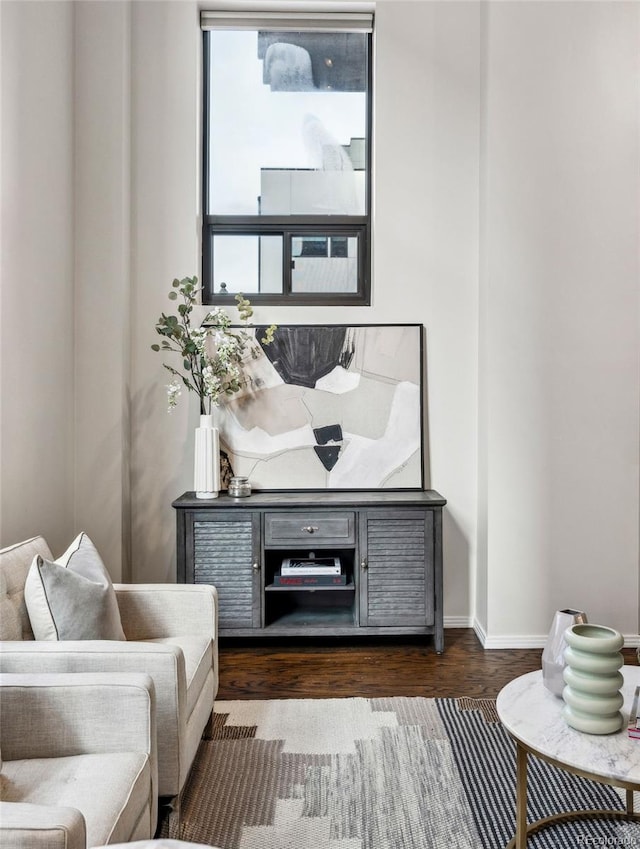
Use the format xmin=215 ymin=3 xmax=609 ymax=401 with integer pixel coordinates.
xmin=128 ymin=1 xmax=203 ymax=582
xmin=74 ymin=1 xmax=132 ymax=581
xmin=478 ymin=1 xmax=640 ymax=645
xmin=1 ymin=0 xmax=638 ymax=645
xmin=373 ymin=1 xmax=481 ymax=627
xmin=0 ymin=1 xmax=76 ymax=556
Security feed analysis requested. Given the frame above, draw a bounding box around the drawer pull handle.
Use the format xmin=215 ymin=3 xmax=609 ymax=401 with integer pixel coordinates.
xmin=252 ymin=561 xmax=260 ymax=571
xmin=302 ymin=525 xmax=319 ymax=534
xmin=361 ymin=558 xmax=368 ymax=570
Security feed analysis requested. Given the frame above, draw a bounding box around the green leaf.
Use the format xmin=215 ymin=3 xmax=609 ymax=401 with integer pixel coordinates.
xmin=151 ymin=344 xmax=160 ymax=351
xmin=183 ymin=359 xmax=191 ymax=371
xmin=168 ymin=291 xmax=178 ymax=301
xmin=172 ymin=278 xmax=180 ymax=288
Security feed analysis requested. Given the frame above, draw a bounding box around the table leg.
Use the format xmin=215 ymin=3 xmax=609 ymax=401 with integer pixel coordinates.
xmin=503 ymin=730 xmax=640 ymax=848
xmin=516 ymin=742 xmax=528 ymax=849
xmin=626 ymin=789 xmax=634 ymax=816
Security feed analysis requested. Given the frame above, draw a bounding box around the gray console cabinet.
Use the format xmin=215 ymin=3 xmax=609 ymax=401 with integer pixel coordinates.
xmin=173 ymin=490 xmax=446 ymax=651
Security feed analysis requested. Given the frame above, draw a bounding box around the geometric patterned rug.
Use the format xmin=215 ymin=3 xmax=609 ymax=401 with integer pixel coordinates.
xmin=160 ymin=697 xmax=640 ymax=848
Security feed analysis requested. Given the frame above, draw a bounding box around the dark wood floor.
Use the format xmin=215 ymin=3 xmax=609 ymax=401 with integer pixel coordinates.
xmin=218 ymin=629 xmax=639 ymax=701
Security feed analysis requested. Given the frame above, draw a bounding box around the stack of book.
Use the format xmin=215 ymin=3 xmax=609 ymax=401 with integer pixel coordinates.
xmin=628 ymin=686 xmax=640 ymax=739
xmin=273 ymin=556 xmax=346 ymax=586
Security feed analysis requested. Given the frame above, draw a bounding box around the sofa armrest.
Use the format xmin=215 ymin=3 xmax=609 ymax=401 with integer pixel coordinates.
xmin=0 ymin=640 xmax=186 ymax=698
xmin=0 ymin=641 xmax=186 ymax=723
xmin=0 ymin=802 xmax=86 ymax=849
xmin=0 ymin=672 xmax=156 ymax=763
xmin=114 ymin=583 xmax=217 ymax=641
xmin=0 ymin=642 xmax=183 ymax=796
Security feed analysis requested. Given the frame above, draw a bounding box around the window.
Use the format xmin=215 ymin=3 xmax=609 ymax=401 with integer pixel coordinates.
xmin=201 ymin=11 xmax=373 ymax=305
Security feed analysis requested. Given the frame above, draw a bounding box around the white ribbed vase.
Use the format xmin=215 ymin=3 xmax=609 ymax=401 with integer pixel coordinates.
xmin=562 ymin=624 xmax=624 ymax=735
xmin=194 ymin=414 xmax=220 ymax=499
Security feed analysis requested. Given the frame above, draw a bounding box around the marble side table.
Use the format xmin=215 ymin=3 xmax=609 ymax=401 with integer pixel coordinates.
xmin=497 ymin=666 xmax=640 ymax=849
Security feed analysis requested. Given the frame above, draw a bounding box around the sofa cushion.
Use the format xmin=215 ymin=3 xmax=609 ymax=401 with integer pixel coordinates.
xmin=145 ymin=635 xmax=212 ymax=719
xmin=0 ymin=536 xmax=52 ymax=640
xmin=2 ymin=751 xmax=151 ymax=847
xmin=24 ymin=533 xmax=126 ymax=641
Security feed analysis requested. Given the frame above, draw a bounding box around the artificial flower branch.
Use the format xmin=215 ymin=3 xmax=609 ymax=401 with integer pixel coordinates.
xmin=152 ymin=276 xmax=275 ymax=415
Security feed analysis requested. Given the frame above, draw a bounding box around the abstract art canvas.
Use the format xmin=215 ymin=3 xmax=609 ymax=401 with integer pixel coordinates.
xmin=217 ymin=324 xmax=424 ymax=490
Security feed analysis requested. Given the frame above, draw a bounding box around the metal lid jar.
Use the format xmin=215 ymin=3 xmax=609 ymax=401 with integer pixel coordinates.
xmin=228 ymin=476 xmax=251 ymax=498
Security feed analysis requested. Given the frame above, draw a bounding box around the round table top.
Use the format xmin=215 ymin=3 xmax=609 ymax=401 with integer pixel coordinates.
xmin=496 ymin=666 xmax=640 ymax=786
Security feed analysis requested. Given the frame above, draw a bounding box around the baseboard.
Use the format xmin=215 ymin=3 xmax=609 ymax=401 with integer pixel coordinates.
xmin=472 ymin=618 xmax=487 ymax=647
xmin=480 ymin=634 xmax=547 ymax=650
xmin=472 ymin=618 xmax=640 ymax=650
xmin=443 ymin=615 xmax=473 ymax=628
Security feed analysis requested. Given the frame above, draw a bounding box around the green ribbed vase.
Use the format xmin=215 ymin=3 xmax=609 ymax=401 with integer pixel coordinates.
xmin=562 ymin=623 xmax=624 ymax=735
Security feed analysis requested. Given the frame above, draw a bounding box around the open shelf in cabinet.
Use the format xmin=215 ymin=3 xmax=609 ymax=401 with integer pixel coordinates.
xmin=264 ymin=547 xmax=356 ymax=629
xmin=264 ymin=594 xmax=357 ymax=630
xmin=264 ymin=548 xmax=356 ymax=587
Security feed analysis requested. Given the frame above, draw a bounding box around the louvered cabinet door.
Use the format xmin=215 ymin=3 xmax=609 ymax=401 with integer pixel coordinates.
xmin=190 ymin=512 xmax=261 ymax=630
xmin=359 ymin=509 xmax=434 ymax=628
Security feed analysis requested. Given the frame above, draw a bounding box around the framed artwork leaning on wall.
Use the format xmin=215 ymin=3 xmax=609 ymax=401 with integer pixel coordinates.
xmin=213 ymin=323 xmax=425 ymax=490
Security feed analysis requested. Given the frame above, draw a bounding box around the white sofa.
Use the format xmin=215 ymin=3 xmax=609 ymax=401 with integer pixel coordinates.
xmin=0 ymin=672 xmax=157 ymax=848
xmin=0 ymin=536 xmax=218 ymax=812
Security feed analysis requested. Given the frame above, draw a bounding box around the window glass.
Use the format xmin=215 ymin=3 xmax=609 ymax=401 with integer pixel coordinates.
xmin=208 ymin=30 xmax=367 ymax=217
xmin=292 ymin=236 xmax=328 ymax=258
xmin=203 ymin=20 xmax=371 ymax=305
xmin=291 ymin=234 xmax=358 ymax=293
xmin=212 ymin=234 xmax=283 ymax=295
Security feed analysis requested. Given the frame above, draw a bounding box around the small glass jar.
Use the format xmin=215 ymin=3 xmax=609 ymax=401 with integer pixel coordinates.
xmin=228 ymin=476 xmax=251 ymax=498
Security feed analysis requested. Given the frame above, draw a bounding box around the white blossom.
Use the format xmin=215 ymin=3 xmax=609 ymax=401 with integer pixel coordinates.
xmin=190 ymin=327 xmax=208 ymax=353
xmin=166 ymin=380 xmax=182 ymax=413
xmin=203 ymin=307 xmax=231 ymax=330
xmin=202 ymin=365 xmax=222 ymax=404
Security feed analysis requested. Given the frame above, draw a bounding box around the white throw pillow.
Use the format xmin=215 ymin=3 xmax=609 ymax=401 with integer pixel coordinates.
xmin=24 ymin=532 xmax=126 ymax=641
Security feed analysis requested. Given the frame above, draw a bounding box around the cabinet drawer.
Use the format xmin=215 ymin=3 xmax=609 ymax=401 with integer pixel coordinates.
xmin=265 ymin=512 xmax=355 ymax=546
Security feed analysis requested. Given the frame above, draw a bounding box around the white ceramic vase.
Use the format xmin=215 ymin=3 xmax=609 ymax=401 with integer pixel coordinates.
xmin=541 ymin=608 xmax=588 ymax=697
xmin=562 ymin=623 xmax=624 ymax=735
xmin=194 ymin=414 xmax=220 ymax=499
